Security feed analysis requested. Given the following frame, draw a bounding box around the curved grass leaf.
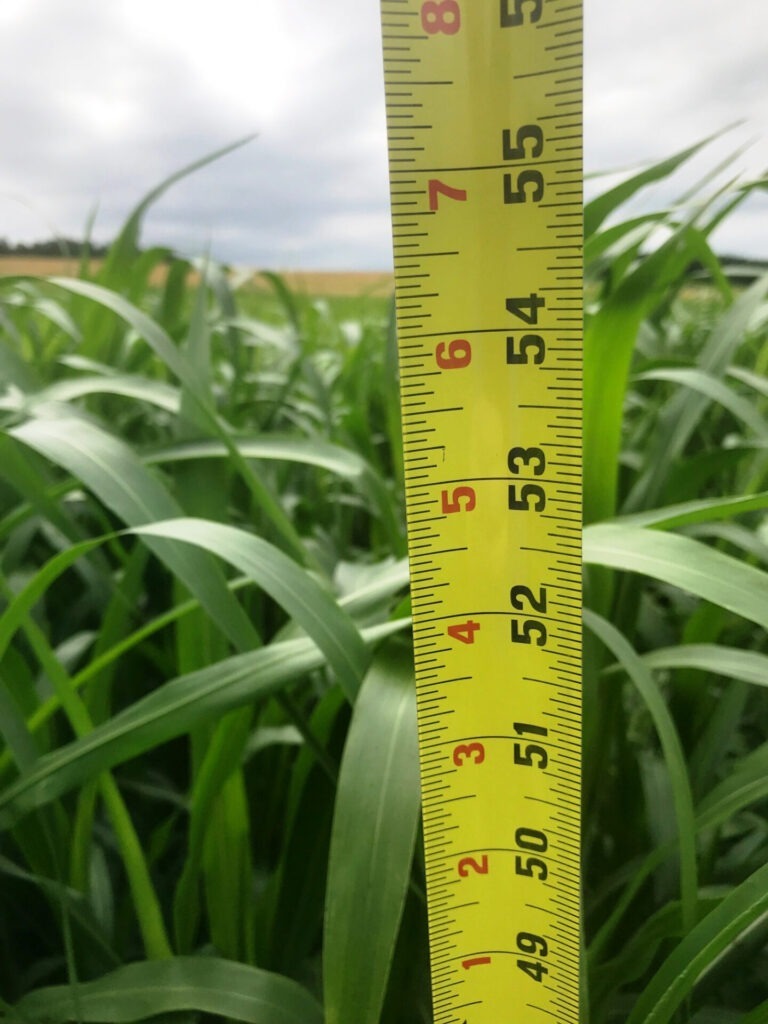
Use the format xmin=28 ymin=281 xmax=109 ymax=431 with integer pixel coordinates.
xmin=40 ymin=277 xmax=309 ymax=562
xmin=636 ymin=367 xmax=768 ymax=440
xmin=584 ymin=224 xmax=705 ymax=526
xmin=583 ymin=610 xmax=698 ymax=932
xmin=148 ymin=436 xmax=368 ymax=480
xmin=99 ymin=135 xmax=256 ymax=284
xmin=584 ymin=132 xmax=724 ymax=238
xmin=30 ymin=375 xmax=180 ymax=413
xmin=0 ymin=621 xmax=407 ymax=829
xmin=133 ymin=518 xmax=368 ymax=701
xmin=584 ymin=523 xmax=768 ymax=630
xmin=147 ymin=435 xmax=396 ymax=530
xmin=591 ymin=733 xmax=768 ymax=970
xmin=639 ymin=645 xmax=768 ymax=688
xmin=324 ymin=642 xmax=420 ymax=1024
xmin=7 ymin=413 xmax=261 ymax=652
xmin=10 ymin=956 xmax=321 ymax=1024
xmin=626 ymin=860 xmax=768 ymax=1024
xmin=728 ymin=365 xmax=768 ymax=400
xmin=612 ymin=491 xmax=768 ymax=530
xmin=625 ymin=273 xmax=768 ymax=513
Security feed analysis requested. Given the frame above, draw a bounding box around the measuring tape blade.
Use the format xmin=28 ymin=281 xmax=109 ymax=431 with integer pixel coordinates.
xmin=380 ymin=1 xmax=583 ymax=1021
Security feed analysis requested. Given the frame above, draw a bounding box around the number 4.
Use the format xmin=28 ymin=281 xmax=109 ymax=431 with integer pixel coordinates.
xmin=517 ymin=958 xmax=548 ymax=982
xmin=506 ymin=293 xmax=545 ymax=324
xmin=447 ymin=619 xmax=481 ymax=644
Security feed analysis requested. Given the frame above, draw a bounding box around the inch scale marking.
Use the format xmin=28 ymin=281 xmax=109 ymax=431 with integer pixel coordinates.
xmin=380 ymin=1 xmax=582 ymax=1022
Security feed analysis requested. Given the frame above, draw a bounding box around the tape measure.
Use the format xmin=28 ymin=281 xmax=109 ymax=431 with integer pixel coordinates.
xmin=379 ymin=1 xmax=583 ymax=1021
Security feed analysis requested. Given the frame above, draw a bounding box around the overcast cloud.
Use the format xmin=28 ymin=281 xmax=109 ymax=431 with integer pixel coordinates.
xmin=1 ymin=0 xmax=766 ymax=268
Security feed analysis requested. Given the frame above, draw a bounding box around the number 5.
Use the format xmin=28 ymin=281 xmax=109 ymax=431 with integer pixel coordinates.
xmin=501 ymin=0 xmax=542 ymax=26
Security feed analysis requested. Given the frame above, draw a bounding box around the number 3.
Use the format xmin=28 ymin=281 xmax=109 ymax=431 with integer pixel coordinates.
xmin=453 ymin=742 xmax=485 ymax=766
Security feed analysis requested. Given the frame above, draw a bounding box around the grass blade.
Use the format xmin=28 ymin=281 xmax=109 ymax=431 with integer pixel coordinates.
xmin=583 ymin=611 xmax=698 ymax=934
xmin=611 ymin=492 xmax=768 ymax=530
xmin=584 ymin=523 xmax=768 ymax=630
xmin=636 ymin=367 xmax=768 ymax=440
xmin=0 ymin=622 xmax=407 ymax=829
xmin=134 ymin=517 xmax=368 ymax=701
xmin=625 ymin=860 xmax=768 ymax=1024
xmin=324 ymin=642 xmax=420 ymax=1024
xmin=584 ymin=132 xmax=725 ymax=238
xmin=10 ymin=956 xmax=321 ymax=1024
xmin=7 ymin=414 xmax=261 ymax=652
xmin=638 ymin=645 xmax=768 ymax=688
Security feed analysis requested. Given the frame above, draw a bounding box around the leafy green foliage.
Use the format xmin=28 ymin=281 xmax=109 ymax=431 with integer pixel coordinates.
xmin=0 ymin=138 xmax=767 ymax=1022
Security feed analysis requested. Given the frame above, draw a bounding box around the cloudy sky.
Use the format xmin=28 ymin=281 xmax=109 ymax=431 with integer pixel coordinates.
xmin=1 ymin=0 xmax=766 ymax=269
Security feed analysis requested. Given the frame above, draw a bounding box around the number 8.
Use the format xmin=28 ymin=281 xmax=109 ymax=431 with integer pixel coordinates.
xmin=421 ymin=0 xmax=461 ymax=34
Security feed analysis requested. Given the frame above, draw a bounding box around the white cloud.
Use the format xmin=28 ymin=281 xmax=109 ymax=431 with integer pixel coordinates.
xmin=0 ymin=0 xmax=765 ymax=266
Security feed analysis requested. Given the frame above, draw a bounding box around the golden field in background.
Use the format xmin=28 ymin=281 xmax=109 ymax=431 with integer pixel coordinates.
xmin=0 ymin=257 xmax=394 ymax=297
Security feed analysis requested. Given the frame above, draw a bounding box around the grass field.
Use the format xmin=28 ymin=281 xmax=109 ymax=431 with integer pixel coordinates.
xmin=0 ymin=139 xmax=767 ymax=1024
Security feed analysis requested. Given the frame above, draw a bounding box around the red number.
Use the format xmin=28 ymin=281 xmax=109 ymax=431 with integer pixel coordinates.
xmin=462 ymin=956 xmax=492 ymax=969
xmin=428 ymin=179 xmax=468 ymax=211
xmin=453 ymin=742 xmax=485 ymax=766
xmin=435 ymin=338 xmax=471 ymax=369
xmin=441 ymin=486 xmax=476 ymax=513
xmin=458 ymin=855 xmax=489 ymax=877
xmin=421 ymin=0 xmax=461 ymax=34
xmin=447 ymin=619 xmax=480 ymax=644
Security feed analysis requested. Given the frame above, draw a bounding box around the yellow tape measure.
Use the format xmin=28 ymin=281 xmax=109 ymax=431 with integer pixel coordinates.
xmin=379 ymin=1 xmax=583 ymax=1021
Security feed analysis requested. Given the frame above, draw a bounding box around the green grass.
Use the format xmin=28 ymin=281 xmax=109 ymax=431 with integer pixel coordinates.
xmin=0 ymin=137 xmax=767 ymax=1023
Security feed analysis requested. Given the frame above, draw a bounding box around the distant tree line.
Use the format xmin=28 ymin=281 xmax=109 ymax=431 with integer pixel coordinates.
xmin=0 ymin=238 xmax=111 ymax=258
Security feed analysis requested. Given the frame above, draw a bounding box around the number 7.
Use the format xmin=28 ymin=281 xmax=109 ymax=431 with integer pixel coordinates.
xmin=428 ymin=179 xmax=468 ymax=211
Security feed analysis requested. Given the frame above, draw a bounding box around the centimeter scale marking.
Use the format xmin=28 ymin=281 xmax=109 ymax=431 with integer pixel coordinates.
xmin=379 ymin=1 xmax=583 ymax=1022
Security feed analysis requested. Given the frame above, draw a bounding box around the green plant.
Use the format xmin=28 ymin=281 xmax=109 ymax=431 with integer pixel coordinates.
xmin=0 ymin=136 xmax=767 ymax=1023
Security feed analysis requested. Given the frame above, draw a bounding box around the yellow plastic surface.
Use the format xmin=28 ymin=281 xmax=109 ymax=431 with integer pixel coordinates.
xmin=381 ymin=1 xmax=583 ymax=1021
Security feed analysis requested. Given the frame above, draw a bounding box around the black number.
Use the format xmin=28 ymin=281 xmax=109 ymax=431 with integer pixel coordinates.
xmin=517 ymin=958 xmax=549 ymax=983
xmin=514 ymin=722 xmax=548 ymax=737
xmin=507 ymin=334 xmax=545 ymax=365
xmin=508 ymin=484 xmax=546 ymax=511
xmin=510 ymin=585 xmax=547 ymax=612
xmin=515 ymin=855 xmax=547 ymax=880
xmin=504 ymin=169 xmax=544 ymax=204
xmin=511 ymin=619 xmax=547 ymax=645
xmin=503 ymin=125 xmax=544 ymax=160
xmin=506 ymin=293 xmax=545 ymax=324
xmin=514 ymin=741 xmax=548 ymax=768
xmin=517 ymin=827 xmax=548 ymax=852
xmin=518 ymin=932 xmax=549 ymax=956
xmin=508 ymin=447 xmax=546 ymax=475
xmin=501 ymin=0 xmax=543 ymax=26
